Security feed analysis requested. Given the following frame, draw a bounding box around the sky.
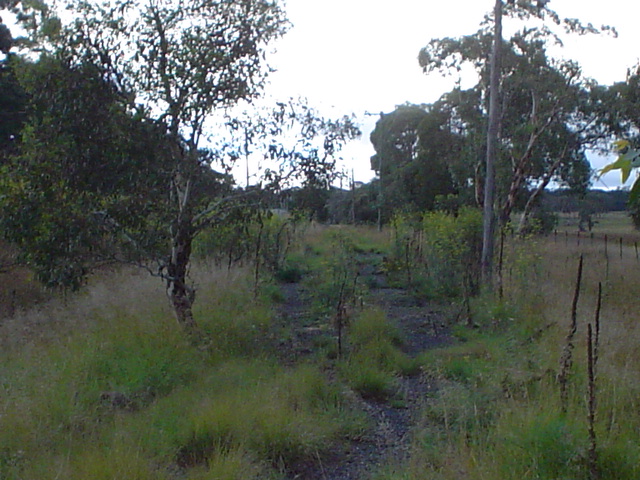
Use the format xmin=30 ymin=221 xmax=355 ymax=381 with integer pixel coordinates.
xmin=262 ymin=0 xmax=640 ymax=188
xmin=2 ymin=0 xmax=638 ymax=188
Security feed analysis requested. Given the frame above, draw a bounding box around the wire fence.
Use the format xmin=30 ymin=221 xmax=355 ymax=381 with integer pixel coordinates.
xmin=552 ymin=229 xmax=640 ymax=263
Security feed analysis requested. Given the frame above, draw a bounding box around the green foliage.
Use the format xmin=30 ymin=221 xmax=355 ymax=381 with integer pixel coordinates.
xmin=194 ymin=210 xmax=305 ymax=291
xmin=599 ymin=140 xmax=640 ymax=185
xmin=598 ymin=140 xmax=640 ymax=229
xmin=302 ymin=228 xmax=363 ymax=317
xmin=418 ymin=12 xmax=603 ymax=223
xmin=386 ymin=208 xmax=482 ymax=298
xmin=0 ymin=57 xmax=176 ymax=288
xmin=370 ymin=104 xmax=458 ymax=218
xmin=288 ymin=185 xmax=331 ymax=222
xmin=0 ymin=56 xmax=27 ymax=159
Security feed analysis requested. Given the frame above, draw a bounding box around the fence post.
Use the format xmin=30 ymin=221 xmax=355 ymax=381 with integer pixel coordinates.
xmin=605 ymin=234 xmax=609 ymax=279
xmin=620 ymin=237 xmax=623 ymax=260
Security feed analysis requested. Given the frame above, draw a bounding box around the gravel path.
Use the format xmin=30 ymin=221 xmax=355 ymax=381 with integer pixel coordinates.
xmin=279 ymin=260 xmax=455 ymax=480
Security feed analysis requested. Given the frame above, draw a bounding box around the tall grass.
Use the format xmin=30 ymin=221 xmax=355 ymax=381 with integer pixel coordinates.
xmin=376 ymin=220 xmax=640 ymax=480
xmin=339 ymin=308 xmax=416 ymax=400
xmin=6 ymin=217 xmax=639 ymax=479
xmin=0 ymin=254 xmax=367 ymax=479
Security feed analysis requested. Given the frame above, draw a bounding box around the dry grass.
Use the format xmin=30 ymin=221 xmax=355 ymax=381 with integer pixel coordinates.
xmin=382 ymin=213 xmax=640 ymax=480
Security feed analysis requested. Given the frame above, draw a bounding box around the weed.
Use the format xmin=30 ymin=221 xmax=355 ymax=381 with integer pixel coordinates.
xmin=493 ymin=410 xmax=585 ymax=480
xmin=184 ymin=445 xmax=270 ymax=480
xmin=386 ymin=209 xmax=482 ymax=300
xmin=340 ymin=309 xmax=416 ymax=400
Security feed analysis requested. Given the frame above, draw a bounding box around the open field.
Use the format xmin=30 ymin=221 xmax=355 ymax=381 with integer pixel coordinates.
xmin=556 ymin=210 xmax=640 ymax=239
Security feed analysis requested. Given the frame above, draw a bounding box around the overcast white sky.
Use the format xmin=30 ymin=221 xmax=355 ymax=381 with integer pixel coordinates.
xmin=3 ymin=0 xmax=638 ymax=188
xmin=263 ymin=0 xmax=640 ymax=188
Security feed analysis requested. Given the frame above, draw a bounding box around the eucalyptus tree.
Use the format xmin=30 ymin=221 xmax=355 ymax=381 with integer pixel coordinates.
xmin=14 ymin=0 xmax=290 ymax=333
xmin=0 ymin=0 xmax=359 ymax=336
xmin=419 ymin=0 xmax=611 ymax=285
xmin=369 ymin=103 xmax=462 ymax=217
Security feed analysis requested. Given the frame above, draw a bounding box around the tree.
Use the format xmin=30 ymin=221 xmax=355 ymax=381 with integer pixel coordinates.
xmin=1 ymin=57 xmax=192 ymax=289
xmin=482 ymin=0 xmax=502 ymax=287
xmin=0 ymin=14 xmax=12 ymax=54
xmin=1 ymin=0 xmax=360 ymax=337
xmin=1 ymin=0 xmax=63 ymax=53
xmin=419 ymin=0 xmax=610 ymax=286
xmin=64 ymin=0 xmax=289 ymax=334
xmin=369 ymin=104 xmax=457 ymax=219
xmin=0 ymin=55 xmax=27 ymax=162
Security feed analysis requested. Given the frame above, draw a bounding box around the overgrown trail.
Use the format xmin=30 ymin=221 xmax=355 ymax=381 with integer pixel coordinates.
xmin=278 ymin=254 xmax=455 ymax=480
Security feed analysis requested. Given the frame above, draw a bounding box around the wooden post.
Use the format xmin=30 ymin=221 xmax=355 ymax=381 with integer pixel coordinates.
xmin=619 ymin=237 xmax=623 ymax=260
xmin=587 ymin=323 xmax=598 ymax=480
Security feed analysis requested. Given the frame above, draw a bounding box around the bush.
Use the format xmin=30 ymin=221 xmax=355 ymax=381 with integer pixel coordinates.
xmin=386 ymin=208 xmax=482 ymax=299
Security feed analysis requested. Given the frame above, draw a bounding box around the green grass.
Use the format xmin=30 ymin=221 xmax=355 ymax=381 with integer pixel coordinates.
xmin=374 ymin=213 xmax=640 ymax=480
xmin=130 ymin=360 xmax=365 ymax=469
xmin=339 ymin=308 xmax=417 ymax=400
xmin=0 ymin=251 xmax=375 ymax=480
xmin=3 ymin=219 xmax=640 ymax=480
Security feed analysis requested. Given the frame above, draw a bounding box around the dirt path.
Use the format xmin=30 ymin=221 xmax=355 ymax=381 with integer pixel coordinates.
xmin=279 ymin=260 xmax=455 ymax=480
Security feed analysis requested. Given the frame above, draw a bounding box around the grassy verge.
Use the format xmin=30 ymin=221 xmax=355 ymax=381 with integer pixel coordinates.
xmin=373 ymin=228 xmax=640 ymax=479
xmin=0 ymin=252 xmax=371 ymax=479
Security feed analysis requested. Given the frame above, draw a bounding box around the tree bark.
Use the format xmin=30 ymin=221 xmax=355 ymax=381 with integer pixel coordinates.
xmin=517 ymin=154 xmax=564 ymax=233
xmin=481 ymin=0 xmax=503 ymax=290
xmin=166 ymin=216 xmax=199 ymax=335
xmin=166 ymin=156 xmax=201 ymax=338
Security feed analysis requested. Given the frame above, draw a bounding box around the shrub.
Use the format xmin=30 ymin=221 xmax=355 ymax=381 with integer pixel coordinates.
xmin=386 ymin=208 xmax=482 ymax=299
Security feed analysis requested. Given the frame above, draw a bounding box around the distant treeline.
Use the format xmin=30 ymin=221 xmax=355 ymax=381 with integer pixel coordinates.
xmin=541 ymin=189 xmax=629 ymax=214
xmin=276 ymin=186 xmax=630 ymax=225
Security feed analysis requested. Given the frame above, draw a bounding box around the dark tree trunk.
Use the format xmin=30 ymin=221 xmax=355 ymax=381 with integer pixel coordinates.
xmin=166 ymin=216 xmax=199 ymax=335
